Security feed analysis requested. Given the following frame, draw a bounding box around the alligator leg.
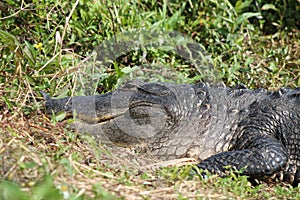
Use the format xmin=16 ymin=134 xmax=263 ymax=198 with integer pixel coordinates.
xmin=197 ymin=135 xmax=289 ymax=181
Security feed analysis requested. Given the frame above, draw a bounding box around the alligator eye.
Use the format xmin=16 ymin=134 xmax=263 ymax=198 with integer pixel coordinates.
xmin=130 ymin=108 xmax=152 ymax=125
xmin=129 ymin=103 xmax=166 ymax=124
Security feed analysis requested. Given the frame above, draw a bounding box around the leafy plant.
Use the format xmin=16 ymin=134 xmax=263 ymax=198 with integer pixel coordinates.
xmin=0 ymin=176 xmax=61 ymax=200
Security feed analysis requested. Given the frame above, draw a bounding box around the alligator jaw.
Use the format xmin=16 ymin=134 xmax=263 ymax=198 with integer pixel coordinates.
xmin=75 ymin=111 xmax=128 ymax=124
xmin=42 ymin=90 xmax=128 ymax=124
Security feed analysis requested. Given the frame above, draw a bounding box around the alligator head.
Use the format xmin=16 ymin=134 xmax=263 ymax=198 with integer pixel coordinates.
xmin=42 ymin=80 xmax=208 ymax=159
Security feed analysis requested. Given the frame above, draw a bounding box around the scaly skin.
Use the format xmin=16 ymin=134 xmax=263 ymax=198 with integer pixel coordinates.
xmin=43 ymin=80 xmax=300 ymax=185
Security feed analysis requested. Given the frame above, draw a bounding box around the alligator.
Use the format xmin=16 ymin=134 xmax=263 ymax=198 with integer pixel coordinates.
xmin=43 ymin=80 xmax=300 ymax=186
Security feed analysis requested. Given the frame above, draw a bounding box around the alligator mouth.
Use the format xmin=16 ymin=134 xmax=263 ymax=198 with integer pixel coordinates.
xmin=74 ymin=102 xmax=163 ymax=125
xmin=75 ymin=111 xmax=128 ymax=124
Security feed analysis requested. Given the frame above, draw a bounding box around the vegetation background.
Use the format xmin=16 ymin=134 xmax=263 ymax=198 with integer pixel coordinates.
xmin=0 ymin=0 xmax=300 ymax=199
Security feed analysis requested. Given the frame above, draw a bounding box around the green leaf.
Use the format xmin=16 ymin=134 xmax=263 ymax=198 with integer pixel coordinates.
xmin=32 ymin=175 xmax=61 ymax=200
xmin=236 ymin=12 xmax=261 ymax=25
xmin=235 ymin=0 xmax=253 ymax=14
xmin=121 ymin=66 xmax=133 ymax=74
xmin=2 ymin=96 xmax=13 ymax=110
xmin=18 ymin=161 xmax=38 ymax=169
xmin=261 ymin=4 xmax=278 ymax=11
xmin=25 ymin=75 xmax=36 ymax=86
xmin=59 ymin=158 xmax=74 ymax=176
xmin=53 ymin=112 xmax=66 ymax=122
xmin=0 ymin=30 xmax=23 ymax=60
xmin=0 ymin=180 xmax=30 ymax=200
xmin=269 ymin=62 xmax=277 ymax=72
xmin=24 ymin=41 xmax=36 ymax=65
xmin=0 ymin=30 xmax=20 ymax=45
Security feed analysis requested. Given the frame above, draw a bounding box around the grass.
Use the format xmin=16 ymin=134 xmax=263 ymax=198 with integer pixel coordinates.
xmin=0 ymin=0 xmax=300 ymax=199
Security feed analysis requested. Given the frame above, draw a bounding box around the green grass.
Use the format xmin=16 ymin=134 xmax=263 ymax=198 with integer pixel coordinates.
xmin=0 ymin=0 xmax=300 ymax=199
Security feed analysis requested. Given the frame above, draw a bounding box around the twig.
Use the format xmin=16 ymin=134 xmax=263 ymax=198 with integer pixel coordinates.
xmin=59 ymin=0 xmax=80 ymax=63
xmin=0 ymin=2 xmax=33 ymax=20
